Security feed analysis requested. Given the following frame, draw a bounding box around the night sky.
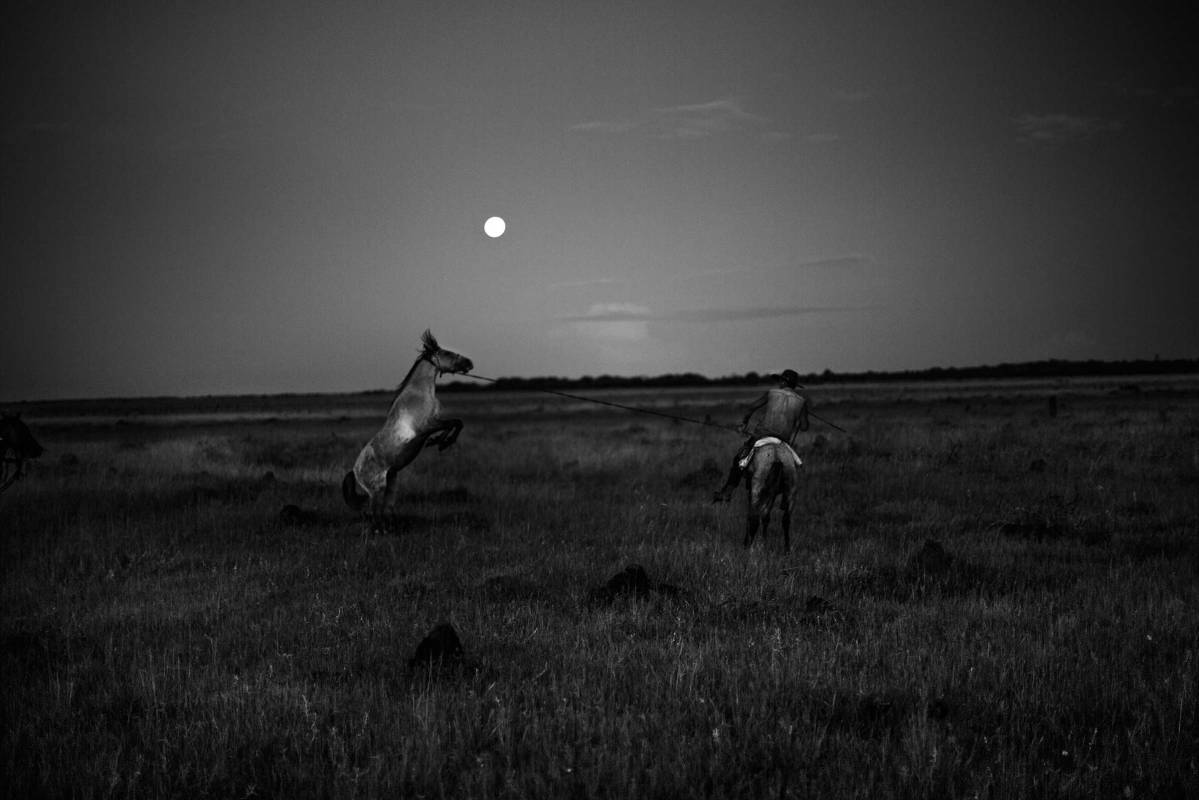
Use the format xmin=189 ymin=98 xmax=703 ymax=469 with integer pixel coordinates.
xmin=3 ymin=1 xmax=1196 ymax=400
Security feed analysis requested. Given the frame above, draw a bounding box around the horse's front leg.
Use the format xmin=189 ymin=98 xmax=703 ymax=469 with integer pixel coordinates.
xmin=744 ymin=482 xmax=760 ymax=548
xmin=424 ymin=419 xmax=464 ymax=451
xmin=742 ymin=477 xmax=755 ymax=548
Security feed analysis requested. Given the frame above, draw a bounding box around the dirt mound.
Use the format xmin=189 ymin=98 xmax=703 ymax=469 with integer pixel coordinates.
xmin=278 ymin=504 xmax=321 ymax=526
xmin=409 ymin=623 xmax=463 ymax=670
xmin=907 ymin=539 xmax=952 ymax=576
xmin=585 ymin=564 xmax=682 ymax=607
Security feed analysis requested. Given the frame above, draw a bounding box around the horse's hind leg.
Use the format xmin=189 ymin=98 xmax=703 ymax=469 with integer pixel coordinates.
xmin=781 ymin=493 xmax=792 ymax=552
xmin=744 ymin=511 xmax=759 ymax=548
xmin=368 ymin=492 xmax=387 ymax=534
xmin=373 ymin=466 xmax=403 ymax=533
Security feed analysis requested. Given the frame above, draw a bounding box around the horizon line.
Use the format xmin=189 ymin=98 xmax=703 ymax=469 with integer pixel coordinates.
xmin=5 ymin=356 xmax=1197 ymax=406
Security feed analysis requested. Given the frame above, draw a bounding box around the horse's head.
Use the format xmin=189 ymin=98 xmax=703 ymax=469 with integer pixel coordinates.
xmin=0 ymin=413 xmax=44 ymax=459
xmin=420 ymin=330 xmax=473 ymax=376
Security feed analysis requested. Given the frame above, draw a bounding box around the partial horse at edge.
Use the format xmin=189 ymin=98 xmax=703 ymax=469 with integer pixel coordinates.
xmin=1 ymin=413 xmax=44 ymax=495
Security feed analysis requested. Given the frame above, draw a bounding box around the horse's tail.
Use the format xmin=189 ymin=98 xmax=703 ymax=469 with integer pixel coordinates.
xmin=764 ymin=459 xmax=785 ymax=498
xmin=779 ymin=442 xmax=801 ymax=481
xmin=342 ymin=470 xmax=369 ymax=510
xmin=751 ymin=449 xmax=791 ymax=508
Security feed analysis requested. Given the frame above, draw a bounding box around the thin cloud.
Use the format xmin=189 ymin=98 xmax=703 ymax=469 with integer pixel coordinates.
xmin=565 ymin=120 xmax=639 ymax=134
xmin=670 ymin=255 xmax=872 ymax=281
xmin=805 ymin=132 xmax=841 ymax=144
xmin=649 ymin=99 xmax=767 ymax=139
xmin=1 ymin=120 xmax=70 ymax=147
xmin=827 ymin=88 xmax=873 ymax=103
xmin=569 ymin=98 xmax=772 ymax=140
xmin=792 ymin=254 xmax=872 ymax=270
xmin=547 ymin=277 xmax=626 ymax=290
xmin=563 ymin=303 xmax=652 ymax=343
xmin=560 ymin=305 xmax=877 ymax=323
xmin=1014 ymin=113 xmax=1123 ymax=145
xmin=1113 ymin=83 xmax=1198 ymax=108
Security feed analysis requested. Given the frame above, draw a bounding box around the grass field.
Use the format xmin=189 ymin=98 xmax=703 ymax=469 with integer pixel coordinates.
xmin=3 ymin=377 xmax=1197 ymax=798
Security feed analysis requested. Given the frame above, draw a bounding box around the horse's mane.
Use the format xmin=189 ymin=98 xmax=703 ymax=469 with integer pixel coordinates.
xmin=391 ymin=330 xmax=441 ymax=395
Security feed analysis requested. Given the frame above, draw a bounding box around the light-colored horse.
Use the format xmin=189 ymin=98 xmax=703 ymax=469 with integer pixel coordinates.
xmin=742 ymin=439 xmax=801 ymax=551
xmin=342 ymin=330 xmax=473 ymax=526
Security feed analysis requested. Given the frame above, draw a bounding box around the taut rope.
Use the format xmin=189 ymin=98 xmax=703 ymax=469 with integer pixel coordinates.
xmin=458 ymin=374 xmax=848 ymax=434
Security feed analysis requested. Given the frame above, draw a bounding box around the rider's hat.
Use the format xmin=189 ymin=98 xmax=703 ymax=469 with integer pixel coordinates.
xmin=774 ymin=369 xmax=802 ymax=388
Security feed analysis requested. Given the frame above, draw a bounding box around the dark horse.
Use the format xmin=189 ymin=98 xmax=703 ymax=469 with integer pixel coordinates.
xmin=342 ymin=330 xmax=473 ymax=527
xmin=742 ymin=438 xmax=801 ymax=551
xmin=1 ymin=413 xmax=44 ymax=495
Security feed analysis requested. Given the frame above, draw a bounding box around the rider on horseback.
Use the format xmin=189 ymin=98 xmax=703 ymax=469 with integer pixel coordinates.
xmin=712 ymin=369 xmax=809 ymax=503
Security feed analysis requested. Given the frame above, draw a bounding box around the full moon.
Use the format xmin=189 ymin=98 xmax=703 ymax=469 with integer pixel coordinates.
xmin=484 ymin=216 xmax=506 ymax=238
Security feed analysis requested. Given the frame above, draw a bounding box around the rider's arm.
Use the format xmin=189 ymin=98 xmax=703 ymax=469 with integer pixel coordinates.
xmin=741 ymin=393 xmax=768 ymax=429
xmin=788 ymin=397 xmax=810 ymax=444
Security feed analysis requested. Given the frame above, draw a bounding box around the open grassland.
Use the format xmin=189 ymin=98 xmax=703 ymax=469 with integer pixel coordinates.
xmin=3 ymin=378 xmax=1198 ymax=798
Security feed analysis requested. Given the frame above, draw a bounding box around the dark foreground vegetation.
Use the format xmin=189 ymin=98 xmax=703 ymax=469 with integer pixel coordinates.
xmin=2 ymin=376 xmax=1197 ymax=798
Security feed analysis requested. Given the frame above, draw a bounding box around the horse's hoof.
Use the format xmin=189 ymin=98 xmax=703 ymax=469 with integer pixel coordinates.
xmin=369 ymin=517 xmax=396 ymax=535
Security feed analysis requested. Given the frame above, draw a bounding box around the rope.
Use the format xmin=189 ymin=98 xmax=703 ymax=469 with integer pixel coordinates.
xmin=812 ymin=412 xmax=848 ymax=434
xmin=460 ymin=374 xmax=743 ymax=433
xmin=458 ymin=374 xmax=848 ymax=435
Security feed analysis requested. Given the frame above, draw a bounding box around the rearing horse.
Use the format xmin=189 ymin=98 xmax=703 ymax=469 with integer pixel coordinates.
xmin=742 ymin=438 xmax=801 ymax=551
xmin=342 ymin=330 xmax=473 ymax=526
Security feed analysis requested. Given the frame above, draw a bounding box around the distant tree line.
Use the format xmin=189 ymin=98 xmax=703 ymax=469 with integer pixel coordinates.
xmin=438 ymin=357 xmax=1199 ymax=393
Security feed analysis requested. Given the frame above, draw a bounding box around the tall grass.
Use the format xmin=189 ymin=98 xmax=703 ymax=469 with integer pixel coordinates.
xmin=2 ymin=383 xmax=1197 ymax=798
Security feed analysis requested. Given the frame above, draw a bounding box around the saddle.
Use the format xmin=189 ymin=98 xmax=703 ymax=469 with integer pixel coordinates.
xmin=739 ymin=437 xmax=802 ymax=470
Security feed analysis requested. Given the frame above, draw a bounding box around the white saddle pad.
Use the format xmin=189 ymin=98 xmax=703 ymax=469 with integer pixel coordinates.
xmin=739 ymin=437 xmax=802 ymax=470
